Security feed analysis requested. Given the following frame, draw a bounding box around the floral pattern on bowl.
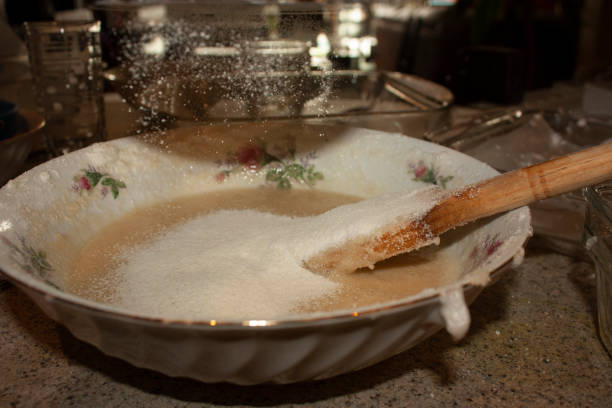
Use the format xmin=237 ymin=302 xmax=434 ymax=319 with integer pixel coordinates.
xmin=72 ymin=166 xmax=127 ymax=199
xmin=465 ymin=234 xmax=504 ymax=271
xmin=215 ymin=142 xmax=323 ymax=189
xmin=0 ymin=234 xmax=58 ymax=289
xmin=409 ymin=160 xmax=453 ymax=188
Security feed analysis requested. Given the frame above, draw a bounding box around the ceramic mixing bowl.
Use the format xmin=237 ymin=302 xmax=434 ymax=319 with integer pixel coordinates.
xmin=0 ymin=123 xmax=531 ymax=384
xmin=0 ymin=99 xmax=19 ymax=140
xmin=0 ymin=108 xmax=45 ymax=186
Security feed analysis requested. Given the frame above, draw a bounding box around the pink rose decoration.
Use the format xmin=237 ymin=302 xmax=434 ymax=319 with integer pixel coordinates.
xmin=237 ymin=144 xmax=263 ymax=170
xmin=486 ymin=240 xmax=502 ymax=256
xmin=78 ymin=176 xmax=91 ymax=190
xmin=414 ymin=165 xmax=427 ymax=178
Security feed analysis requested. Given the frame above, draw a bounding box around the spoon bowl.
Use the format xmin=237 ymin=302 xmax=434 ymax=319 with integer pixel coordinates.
xmin=305 ymin=143 xmax=612 ymax=274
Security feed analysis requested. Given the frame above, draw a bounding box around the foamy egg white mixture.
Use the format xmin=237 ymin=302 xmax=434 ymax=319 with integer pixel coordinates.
xmin=70 ymin=188 xmax=457 ymax=321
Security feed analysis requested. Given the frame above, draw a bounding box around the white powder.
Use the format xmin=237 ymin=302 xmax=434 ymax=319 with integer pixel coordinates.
xmin=114 ymin=186 xmax=444 ymax=321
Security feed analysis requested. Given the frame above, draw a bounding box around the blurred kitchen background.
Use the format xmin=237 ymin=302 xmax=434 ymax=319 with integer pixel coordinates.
xmin=2 ymin=0 xmax=612 ymax=104
xmin=2 ymin=1 xmax=612 ymax=232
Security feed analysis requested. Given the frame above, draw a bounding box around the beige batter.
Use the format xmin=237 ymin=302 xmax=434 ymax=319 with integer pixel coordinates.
xmin=68 ymin=188 xmax=460 ymax=318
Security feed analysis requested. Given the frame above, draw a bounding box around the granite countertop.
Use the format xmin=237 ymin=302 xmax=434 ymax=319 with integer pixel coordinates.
xmin=2 ymin=246 xmax=611 ymax=407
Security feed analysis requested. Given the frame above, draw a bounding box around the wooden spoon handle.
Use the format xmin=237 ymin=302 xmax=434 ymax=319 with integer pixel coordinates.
xmin=305 ymin=143 xmax=612 ymax=275
xmin=425 ymin=142 xmax=612 ymax=236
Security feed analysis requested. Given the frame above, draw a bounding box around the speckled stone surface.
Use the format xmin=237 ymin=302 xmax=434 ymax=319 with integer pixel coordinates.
xmin=1 ymin=246 xmax=611 ymax=408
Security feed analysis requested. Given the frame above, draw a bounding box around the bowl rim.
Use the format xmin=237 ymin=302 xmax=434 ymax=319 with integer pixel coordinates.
xmin=3 ymin=255 xmax=522 ymax=331
xmin=0 ymin=108 xmax=45 ymax=146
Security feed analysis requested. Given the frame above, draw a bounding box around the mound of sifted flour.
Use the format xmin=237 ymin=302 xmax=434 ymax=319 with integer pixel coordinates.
xmin=113 ymin=186 xmax=444 ymax=321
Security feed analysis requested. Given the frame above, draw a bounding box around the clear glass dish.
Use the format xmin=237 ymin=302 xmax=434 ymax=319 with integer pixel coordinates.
xmin=94 ymin=1 xmax=453 ymax=136
xmin=426 ymin=108 xmax=612 ymax=257
xmin=104 ymin=67 xmax=453 ymax=135
xmin=584 ymin=182 xmax=612 ymax=357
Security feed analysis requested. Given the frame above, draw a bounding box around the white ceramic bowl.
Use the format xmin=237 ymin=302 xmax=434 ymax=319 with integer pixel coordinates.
xmin=0 ymin=123 xmax=531 ymax=384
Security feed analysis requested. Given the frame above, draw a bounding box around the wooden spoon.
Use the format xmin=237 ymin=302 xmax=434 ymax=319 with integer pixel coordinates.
xmin=304 ymin=142 xmax=612 ymax=274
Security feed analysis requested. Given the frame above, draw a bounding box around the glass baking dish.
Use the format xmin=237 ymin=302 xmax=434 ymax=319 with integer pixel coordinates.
xmin=104 ymin=67 xmax=453 ymax=136
xmin=426 ymin=108 xmax=612 ymax=257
